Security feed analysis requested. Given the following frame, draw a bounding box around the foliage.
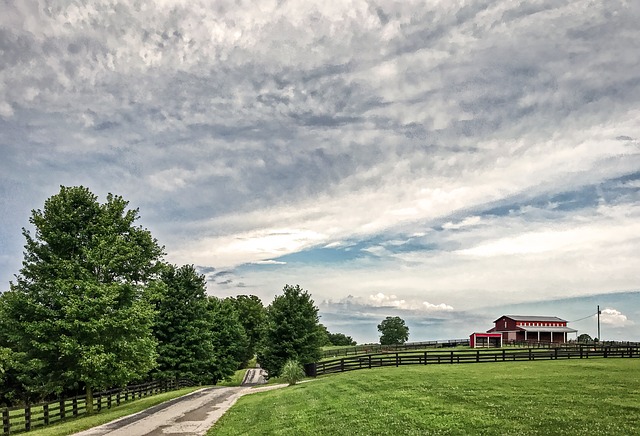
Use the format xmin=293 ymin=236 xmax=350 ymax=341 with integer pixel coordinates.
xmin=211 ymin=359 xmax=640 ymax=435
xmin=327 ymin=332 xmax=357 ymax=346
xmin=0 ymin=186 xmax=163 ymax=408
xmin=280 ymin=359 xmax=305 ymax=386
xmin=577 ymin=333 xmax=593 ymax=342
xmin=208 ymin=296 xmax=249 ymax=384
xmin=257 ymin=284 xmax=324 ymax=378
xmin=377 ymin=316 xmax=409 ymax=345
xmin=317 ymin=323 xmax=356 ymax=346
xmin=317 ymin=324 xmax=332 ymax=346
xmin=151 ymin=264 xmax=216 ymax=384
xmin=227 ymin=295 xmax=267 ymax=367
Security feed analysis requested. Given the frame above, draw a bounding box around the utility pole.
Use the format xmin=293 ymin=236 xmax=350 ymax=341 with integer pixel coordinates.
xmin=597 ymin=305 xmax=601 ymax=341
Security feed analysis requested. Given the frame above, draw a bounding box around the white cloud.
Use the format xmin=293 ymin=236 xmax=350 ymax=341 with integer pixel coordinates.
xmin=251 ymin=260 xmax=287 ymax=265
xmin=599 ymin=308 xmax=634 ymax=328
xmin=0 ymin=0 xmax=638 ymax=341
xmin=366 ymin=293 xmax=454 ymax=312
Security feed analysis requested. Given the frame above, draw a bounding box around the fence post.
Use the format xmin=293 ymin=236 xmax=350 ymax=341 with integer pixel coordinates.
xmin=424 ymin=351 xmax=427 ymax=365
xmin=2 ymin=408 xmax=10 ymax=436
xmin=528 ymin=349 xmax=533 ymax=361
xmin=396 ymin=353 xmax=399 ymax=367
xmin=60 ymin=400 xmax=65 ymax=420
xmin=24 ymin=405 xmax=31 ymax=432
xmin=72 ymin=397 xmax=78 ymax=417
xmin=502 ymin=349 xmax=506 ymax=361
xmin=369 ymin=355 xmax=372 ymax=369
xmin=303 ymin=362 xmax=317 ymax=377
xmin=340 ymin=359 xmax=344 ymax=372
xmin=117 ymin=392 xmax=121 ymax=406
xmin=476 ymin=351 xmax=480 ymax=363
xmin=450 ymin=351 xmax=454 ymax=364
xmin=44 ymin=403 xmax=49 ymax=425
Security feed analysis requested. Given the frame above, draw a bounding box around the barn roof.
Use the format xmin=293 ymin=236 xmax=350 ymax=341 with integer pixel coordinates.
xmin=494 ymin=315 xmax=568 ymax=323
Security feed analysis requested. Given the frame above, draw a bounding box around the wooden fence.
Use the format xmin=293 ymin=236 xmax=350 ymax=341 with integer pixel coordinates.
xmin=308 ymin=344 xmax=640 ymax=377
xmin=320 ymin=339 xmax=470 ymax=359
xmin=1 ymin=379 xmax=194 ymax=435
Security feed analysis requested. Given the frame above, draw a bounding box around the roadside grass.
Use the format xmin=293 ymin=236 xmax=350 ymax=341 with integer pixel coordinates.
xmin=218 ymin=369 xmax=248 ymax=387
xmin=210 ymin=359 xmax=640 ymax=435
xmin=23 ymin=386 xmax=203 ymax=436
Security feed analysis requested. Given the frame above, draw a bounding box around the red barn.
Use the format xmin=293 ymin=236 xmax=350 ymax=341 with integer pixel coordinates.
xmin=470 ymin=332 xmax=503 ymax=348
xmin=487 ymin=315 xmax=577 ymax=344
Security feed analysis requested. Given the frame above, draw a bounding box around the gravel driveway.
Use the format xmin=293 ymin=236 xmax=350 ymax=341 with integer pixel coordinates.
xmin=73 ymin=369 xmax=282 ymax=436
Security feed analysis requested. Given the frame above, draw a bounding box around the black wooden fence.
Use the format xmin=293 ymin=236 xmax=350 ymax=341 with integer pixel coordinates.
xmin=1 ymin=379 xmax=194 ymax=435
xmin=320 ymin=339 xmax=470 ymax=359
xmin=307 ymin=344 xmax=640 ymax=377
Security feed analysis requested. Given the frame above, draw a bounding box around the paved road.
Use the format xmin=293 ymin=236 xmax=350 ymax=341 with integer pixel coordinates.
xmin=73 ymin=368 xmax=276 ymax=436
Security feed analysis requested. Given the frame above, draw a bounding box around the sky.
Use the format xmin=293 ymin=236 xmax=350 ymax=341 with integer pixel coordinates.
xmin=1 ymin=0 xmax=639 ymax=344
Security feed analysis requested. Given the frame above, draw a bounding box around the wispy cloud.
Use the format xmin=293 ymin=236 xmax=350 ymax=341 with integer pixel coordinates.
xmin=0 ymin=0 xmax=638 ymax=339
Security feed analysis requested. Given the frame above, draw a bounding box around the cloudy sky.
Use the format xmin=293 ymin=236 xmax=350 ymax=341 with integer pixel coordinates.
xmin=1 ymin=0 xmax=639 ymax=343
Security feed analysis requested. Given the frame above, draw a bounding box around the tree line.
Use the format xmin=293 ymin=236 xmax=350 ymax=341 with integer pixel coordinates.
xmin=0 ymin=186 xmax=354 ymax=409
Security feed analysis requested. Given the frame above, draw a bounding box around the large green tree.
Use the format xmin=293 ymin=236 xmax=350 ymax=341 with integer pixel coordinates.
xmin=1 ymin=186 xmax=163 ymax=411
xmin=151 ymin=264 xmax=216 ymax=384
xmin=228 ymin=295 xmax=267 ymax=367
xmin=378 ymin=316 xmax=410 ymax=345
xmin=208 ymin=297 xmax=248 ymax=384
xmin=258 ymin=284 xmax=324 ymax=378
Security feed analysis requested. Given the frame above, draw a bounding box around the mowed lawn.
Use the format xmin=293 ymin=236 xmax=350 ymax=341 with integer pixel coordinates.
xmin=210 ymin=359 xmax=640 ymax=435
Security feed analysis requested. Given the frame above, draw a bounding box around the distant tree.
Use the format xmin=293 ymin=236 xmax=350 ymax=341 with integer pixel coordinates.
xmin=317 ymin=323 xmax=332 ymax=346
xmin=227 ymin=295 xmax=267 ymax=367
xmin=258 ymin=284 xmax=324 ymax=378
xmin=378 ymin=316 xmax=409 ymax=345
xmin=577 ymin=333 xmax=593 ymax=343
xmin=0 ymin=186 xmax=163 ymax=411
xmin=151 ymin=264 xmax=216 ymax=384
xmin=208 ymin=297 xmax=249 ymax=384
xmin=328 ymin=332 xmax=357 ymax=346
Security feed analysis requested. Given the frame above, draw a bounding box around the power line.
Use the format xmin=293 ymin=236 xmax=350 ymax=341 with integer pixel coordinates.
xmin=569 ymin=312 xmax=598 ymax=323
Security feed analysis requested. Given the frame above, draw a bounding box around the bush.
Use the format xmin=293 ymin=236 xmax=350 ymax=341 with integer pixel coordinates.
xmin=280 ymin=359 xmax=305 ymax=386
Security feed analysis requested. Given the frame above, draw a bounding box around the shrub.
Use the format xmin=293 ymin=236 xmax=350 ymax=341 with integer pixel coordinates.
xmin=280 ymin=359 xmax=305 ymax=386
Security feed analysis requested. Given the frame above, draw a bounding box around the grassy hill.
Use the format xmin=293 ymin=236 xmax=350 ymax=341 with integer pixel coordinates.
xmin=210 ymin=359 xmax=639 ymax=435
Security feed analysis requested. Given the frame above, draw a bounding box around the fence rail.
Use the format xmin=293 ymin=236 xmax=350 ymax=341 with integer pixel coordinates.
xmin=320 ymin=339 xmax=470 ymax=359
xmin=1 ymin=379 xmax=194 ymax=435
xmin=309 ymin=345 xmax=640 ymax=377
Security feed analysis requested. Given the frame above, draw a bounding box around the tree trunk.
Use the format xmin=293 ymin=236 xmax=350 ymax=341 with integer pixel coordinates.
xmin=86 ymin=386 xmax=94 ymax=415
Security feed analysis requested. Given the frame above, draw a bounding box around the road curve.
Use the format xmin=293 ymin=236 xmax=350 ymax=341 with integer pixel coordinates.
xmin=72 ymin=371 xmax=280 ymax=436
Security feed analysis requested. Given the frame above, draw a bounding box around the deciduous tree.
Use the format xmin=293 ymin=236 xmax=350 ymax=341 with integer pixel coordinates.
xmin=151 ymin=264 xmax=216 ymax=384
xmin=378 ymin=316 xmax=409 ymax=345
xmin=1 ymin=186 xmax=163 ymax=411
xmin=258 ymin=284 xmax=324 ymax=377
xmin=227 ymin=295 xmax=267 ymax=367
xmin=328 ymin=332 xmax=357 ymax=346
xmin=208 ymin=297 xmax=248 ymax=384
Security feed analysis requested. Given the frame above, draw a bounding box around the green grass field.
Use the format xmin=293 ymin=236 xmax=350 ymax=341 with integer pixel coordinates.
xmin=210 ymin=359 xmax=640 ymax=435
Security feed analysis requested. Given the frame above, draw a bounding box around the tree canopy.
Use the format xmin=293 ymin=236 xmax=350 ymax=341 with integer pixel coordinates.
xmin=378 ymin=316 xmax=410 ymax=345
xmin=151 ymin=264 xmax=216 ymax=384
xmin=208 ymin=297 xmax=248 ymax=384
xmin=227 ymin=295 xmax=267 ymax=367
xmin=258 ymin=284 xmax=324 ymax=377
xmin=0 ymin=186 xmax=163 ymax=409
